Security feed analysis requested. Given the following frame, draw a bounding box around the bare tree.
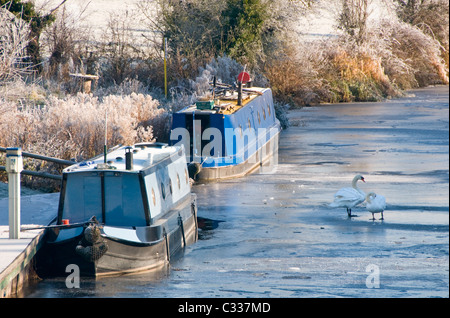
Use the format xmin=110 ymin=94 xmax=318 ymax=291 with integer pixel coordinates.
xmin=41 ymin=2 xmax=92 ymax=81
xmin=0 ymin=6 xmax=32 ymax=83
xmin=392 ymin=0 xmax=449 ymax=70
xmin=99 ymin=11 xmax=145 ymax=86
xmin=393 ymin=0 xmax=425 ymax=23
xmin=337 ymin=0 xmax=371 ymax=44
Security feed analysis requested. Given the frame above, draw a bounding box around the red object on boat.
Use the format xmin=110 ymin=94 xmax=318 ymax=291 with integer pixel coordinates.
xmin=237 ymin=71 xmax=250 ymax=83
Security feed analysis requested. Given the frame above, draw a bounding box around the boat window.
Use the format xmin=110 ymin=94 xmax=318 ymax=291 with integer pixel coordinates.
xmin=177 ymin=173 xmax=181 ymax=189
xmin=104 ymin=173 xmax=146 ymax=227
xmin=248 ymin=118 xmax=251 ymax=129
xmin=185 ymin=168 xmax=189 ymax=184
xmin=61 ymin=173 xmax=147 ymax=227
xmin=263 ymin=108 xmax=266 ymax=120
xmin=151 ymin=188 xmax=156 ymax=206
xmin=239 ymin=125 xmax=243 ymax=137
xmin=169 ymin=178 xmax=173 ymax=195
xmin=267 ymin=104 xmax=271 ymax=117
xmin=161 ymin=182 xmax=166 ymax=200
xmin=62 ymin=173 xmax=102 ymax=223
xmin=257 ymin=111 xmax=261 ymax=124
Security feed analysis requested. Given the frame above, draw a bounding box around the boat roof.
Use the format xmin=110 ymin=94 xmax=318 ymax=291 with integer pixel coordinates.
xmin=64 ymin=143 xmax=180 ymax=173
xmin=179 ymin=86 xmax=269 ymax=115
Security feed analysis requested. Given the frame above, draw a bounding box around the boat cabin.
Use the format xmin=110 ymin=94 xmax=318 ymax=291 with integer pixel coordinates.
xmin=170 ymin=84 xmax=281 ymax=180
xmin=58 ymin=143 xmax=191 ymax=227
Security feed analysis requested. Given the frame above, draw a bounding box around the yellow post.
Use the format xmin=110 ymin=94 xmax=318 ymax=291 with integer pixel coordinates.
xmin=164 ymin=37 xmax=168 ymax=99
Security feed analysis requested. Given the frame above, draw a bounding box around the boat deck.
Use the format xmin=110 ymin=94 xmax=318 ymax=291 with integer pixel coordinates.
xmin=179 ymin=87 xmax=267 ymax=115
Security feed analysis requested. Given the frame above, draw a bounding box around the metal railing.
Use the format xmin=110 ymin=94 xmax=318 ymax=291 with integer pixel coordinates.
xmin=0 ymin=146 xmax=75 ymax=180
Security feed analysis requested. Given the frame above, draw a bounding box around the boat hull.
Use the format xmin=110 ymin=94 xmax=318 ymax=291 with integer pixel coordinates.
xmin=36 ymin=194 xmax=197 ymax=277
xmin=170 ymin=87 xmax=281 ymax=181
xmin=196 ymin=126 xmax=280 ymax=181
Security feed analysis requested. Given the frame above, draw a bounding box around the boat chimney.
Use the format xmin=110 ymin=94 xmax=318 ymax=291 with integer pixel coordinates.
xmin=125 ymin=146 xmax=133 ymax=170
xmin=237 ymin=81 xmax=242 ymax=106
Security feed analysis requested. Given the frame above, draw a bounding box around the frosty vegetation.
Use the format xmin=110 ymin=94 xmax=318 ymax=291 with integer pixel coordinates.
xmin=0 ymin=0 xmax=449 ymax=190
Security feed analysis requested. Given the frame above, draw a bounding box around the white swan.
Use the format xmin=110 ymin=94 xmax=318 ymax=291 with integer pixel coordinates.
xmin=365 ymin=192 xmax=386 ymax=220
xmin=329 ymin=174 xmax=366 ymax=217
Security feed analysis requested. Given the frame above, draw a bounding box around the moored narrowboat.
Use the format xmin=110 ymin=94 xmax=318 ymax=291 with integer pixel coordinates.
xmin=36 ymin=143 xmax=197 ymax=277
xmin=170 ymin=78 xmax=281 ymax=181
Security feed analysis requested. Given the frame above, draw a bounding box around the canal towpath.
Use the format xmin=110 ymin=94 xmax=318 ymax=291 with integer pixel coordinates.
xmin=0 ymin=192 xmax=58 ymax=297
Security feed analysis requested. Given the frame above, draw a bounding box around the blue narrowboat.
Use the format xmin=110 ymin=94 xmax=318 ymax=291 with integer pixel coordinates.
xmin=36 ymin=143 xmax=197 ymax=277
xmin=170 ymin=82 xmax=281 ymax=181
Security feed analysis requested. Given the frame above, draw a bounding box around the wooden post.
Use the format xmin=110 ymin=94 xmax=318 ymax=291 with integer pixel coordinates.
xmin=69 ymin=73 xmax=99 ymax=93
xmin=83 ymin=79 xmax=92 ymax=94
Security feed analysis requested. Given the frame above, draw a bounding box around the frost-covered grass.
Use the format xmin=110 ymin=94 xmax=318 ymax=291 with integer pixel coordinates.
xmin=0 ymin=90 xmax=169 ymax=190
xmin=265 ymin=16 xmax=448 ymax=106
xmin=1 ymin=91 xmax=167 ymax=158
xmin=0 ymin=7 xmax=31 ymax=83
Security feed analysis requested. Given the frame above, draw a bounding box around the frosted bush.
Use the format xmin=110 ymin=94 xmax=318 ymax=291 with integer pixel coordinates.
xmin=41 ymin=93 xmax=167 ymax=160
xmin=187 ymin=55 xmax=272 ymax=101
xmin=0 ymin=7 xmax=31 ymax=84
xmin=0 ymin=92 xmax=169 ymax=166
xmin=208 ymin=55 xmax=246 ymax=85
xmin=0 ymin=99 xmax=39 ymax=147
xmin=188 ymin=55 xmax=245 ymax=99
xmin=372 ymin=18 xmax=448 ymax=87
xmin=191 ymin=68 xmax=212 ymax=98
xmin=95 ymin=78 xmax=150 ymax=97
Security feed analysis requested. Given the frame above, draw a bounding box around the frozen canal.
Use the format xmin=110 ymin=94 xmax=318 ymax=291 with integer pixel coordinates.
xmin=21 ymin=86 xmax=448 ymax=298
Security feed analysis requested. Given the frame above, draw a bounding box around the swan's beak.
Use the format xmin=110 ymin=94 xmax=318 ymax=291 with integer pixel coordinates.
xmin=361 ymin=177 xmax=365 ymax=182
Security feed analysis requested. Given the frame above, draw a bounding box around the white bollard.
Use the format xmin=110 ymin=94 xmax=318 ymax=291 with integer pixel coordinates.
xmin=6 ymin=148 xmax=23 ymax=239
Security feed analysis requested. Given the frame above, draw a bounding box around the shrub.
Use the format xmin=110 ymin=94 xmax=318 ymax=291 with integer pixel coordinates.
xmin=359 ymin=18 xmax=448 ymax=90
xmin=323 ymin=42 xmax=395 ymax=102
xmin=0 ymin=92 xmax=169 ymax=189
xmin=263 ymin=36 xmax=398 ymax=105
xmin=394 ymin=0 xmax=449 ymax=71
xmin=0 ymin=6 xmax=32 ymax=84
xmin=263 ymin=9 xmax=448 ymax=106
xmin=263 ymin=42 xmax=326 ymax=106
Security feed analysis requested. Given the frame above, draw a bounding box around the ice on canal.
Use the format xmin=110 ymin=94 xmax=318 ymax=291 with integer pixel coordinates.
xmin=13 ymin=86 xmax=449 ymax=298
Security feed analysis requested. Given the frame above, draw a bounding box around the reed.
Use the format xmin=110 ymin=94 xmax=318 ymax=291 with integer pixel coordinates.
xmin=0 ymin=91 xmax=168 ymax=190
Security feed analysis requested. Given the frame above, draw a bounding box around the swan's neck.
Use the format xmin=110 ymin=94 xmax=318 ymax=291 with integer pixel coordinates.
xmin=352 ymin=177 xmax=360 ymax=189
